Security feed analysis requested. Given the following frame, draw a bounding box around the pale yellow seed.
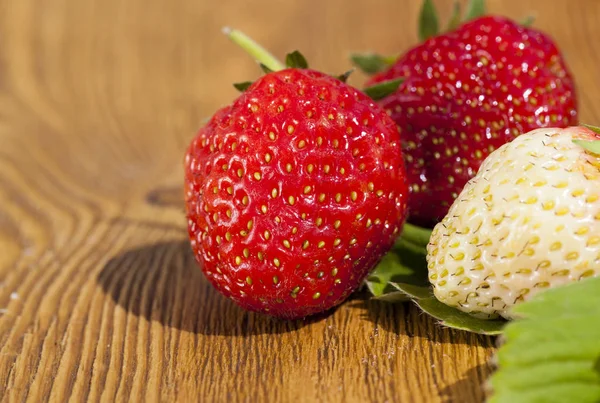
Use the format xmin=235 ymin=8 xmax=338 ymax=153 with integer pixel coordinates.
xmin=246 ymin=276 xmax=252 ymax=285
xmin=333 ymin=238 xmax=341 ymax=246
xmin=334 ymin=220 xmax=341 ymax=229
xmin=304 ymin=186 xmax=311 ymax=194
xmin=274 ymin=258 xmax=281 ymax=267
xmin=225 ymin=232 xmax=232 ymax=241
xmin=452 ymin=252 xmax=465 ymax=261
xmin=271 ymin=188 xmax=278 ymax=198
xmin=264 ymin=230 xmax=271 ymax=240
xmin=235 ymin=256 xmax=242 ymax=265
xmin=254 ymin=172 xmax=262 ymax=180
xmin=237 ymin=168 xmax=243 ymax=178
xmin=572 ymin=189 xmax=585 ymax=197
xmin=243 ymin=248 xmax=250 ymax=258
xmin=286 ymin=163 xmax=292 ymax=173
xmin=318 ymin=193 xmax=326 ymax=202
xmin=288 ymin=196 xmax=296 ymax=205
xmin=273 ymin=276 xmax=279 ymax=284
xmin=283 ymin=240 xmax=291 ymax=249
xmin=265 ymin=153 xmax=272 ymax=163
xmin=587 ymin=236 xmax=600 ymax=246
xmin=258 ymin=252 xmax=264 ymax=261
xmin=332 ymin=268 xmax=339 ymax=276
xmin=316 ymin=217 xmax=323 ymax=227
xmin=302 ymin=240 xmax=310 ymax=250
xmin=335 ymin=193 xmax=342 ymax=203
xmin=566 ymin=252 xmax=579 ymax=261
xmin=298 ymin=140 xmax=306 ymax=149
xmin=307 ymin=164 xmax=314 ymax=173
xmin=227 ymin=186 xmax=233 ymax=195
xmin=287 ymin=125 xmax=294 ymax=134
xmin=313 ymin=292 xmax=321 ymax=299
xmin=318 ymin=241 xmax=326 ymax=248
xmin=242 ymin=196 xmax=249 ymax=206
xmin=261 ymin=205 xmax=267 ymax=214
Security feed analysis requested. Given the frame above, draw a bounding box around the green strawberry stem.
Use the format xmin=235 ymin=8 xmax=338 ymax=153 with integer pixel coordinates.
xmin=222 ymin=27 xmax=285 ymax=72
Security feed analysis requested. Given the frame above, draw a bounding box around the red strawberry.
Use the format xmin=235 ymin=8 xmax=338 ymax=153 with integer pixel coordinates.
xmin=354 ymin=1 xmax=578 ymax=227
xmin=184 ymin=29 xmax=409 ymax=319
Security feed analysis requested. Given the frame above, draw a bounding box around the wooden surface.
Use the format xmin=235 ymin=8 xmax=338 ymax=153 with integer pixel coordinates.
xmin=0 ymin=0 xmax=598 ymax=401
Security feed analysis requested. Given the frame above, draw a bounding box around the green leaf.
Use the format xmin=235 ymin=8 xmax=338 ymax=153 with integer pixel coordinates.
xmin=363 ymin=78 xmax=404 ymax=100
xmin=414 ymin=292 xmax=506 ymax=335
xmin=366 ymin=223 xmax=431 ymax=298
xmin=336 ymin=69 xmax=354 ymax=83
xmin=464 ymin=0 xmax=486 ymax=22
xmin=350 ymin=53 xmax=396 ymax=75
xmin=446 ymin=1 xmax=462 ymax=32
xmin=488 ymin=277 xmax=600 ymax=402
xmin=573 ymin=140 xmax=600 ymax=155
xmin=285 ymin=50 xmax=309 ymax=69
xmin=398 ymin=223 xmax=432 ymax=249
xmin=367 ymin=222 xmax=506 ymax=335
xmin=521 ymin=15 xmax=536 ymax=27
xmin=233 ymin=81 xmax=253 ymax=92
xmin=259 ymin=63 xmax=274 ymax=74
xmin=582 ymin=123 xmax=600 ymax=135
xmin=418 ymin=0 xmax=439 ymax=42
xmin=366 ymin=253 xmax=415 ymax=298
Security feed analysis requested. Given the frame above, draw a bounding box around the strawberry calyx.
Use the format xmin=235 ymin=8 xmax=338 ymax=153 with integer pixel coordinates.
xmin=350 ymin=0 xmax=487 ymax=75
xmin=224 ymin=27 xmax=401 ymax=100
xmin=351 ymin=0 xmax=533 ymax=76
xmin=573 ymin=124 xmax=600 ymax=154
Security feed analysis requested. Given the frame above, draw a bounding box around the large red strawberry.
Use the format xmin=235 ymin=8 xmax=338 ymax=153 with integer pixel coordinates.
xmin=185 ymin=29 xmax=409 ymax=319
xmin=354 ymin=0 xmax=578 ymax=227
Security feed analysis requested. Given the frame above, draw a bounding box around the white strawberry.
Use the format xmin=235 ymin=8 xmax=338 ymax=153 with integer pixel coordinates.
xmin=426 ymin=126 xmax=600 ymax=320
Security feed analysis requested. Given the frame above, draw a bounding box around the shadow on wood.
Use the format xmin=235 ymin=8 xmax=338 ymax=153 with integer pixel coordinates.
xmin=354 ymin=297 xmax=496 ymax=348
xmin=439 ymin=363 xmax=493 ymax=403
xmin=97 ymin=240 xmax=316 ymax=336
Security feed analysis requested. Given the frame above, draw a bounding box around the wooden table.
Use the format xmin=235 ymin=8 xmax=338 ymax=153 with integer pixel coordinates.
xmin=0 ymin=0 xmax=598 ymax=401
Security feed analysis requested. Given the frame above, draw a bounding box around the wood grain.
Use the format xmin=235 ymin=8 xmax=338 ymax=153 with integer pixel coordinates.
xmin=0 ymin=0 xmax=598 ymax=401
